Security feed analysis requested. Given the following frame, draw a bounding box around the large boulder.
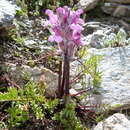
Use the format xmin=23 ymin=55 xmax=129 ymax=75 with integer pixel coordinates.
xmin=94 ymin=113 xmax=130 ymax=130
xmin=77 ymin=0 xmax=100 ymax=11
xmin=105 ymin=0 xmax=130 ymax=4
xmin=0 ymin=0 xmax=18 ymax=31
xmin=80 ymin=45 xmax=130 ymax=112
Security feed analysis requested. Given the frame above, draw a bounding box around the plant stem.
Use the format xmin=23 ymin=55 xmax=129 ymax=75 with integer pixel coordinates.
xmin=60 ymin=47 xmax=70 ymax=100
xmin=58 ymin=60 xmax=62 ymax=98
xmin=63 ymin=48 xmax=71 ymax=105
xmin=64 ymin=50 xmax=70 ymax=96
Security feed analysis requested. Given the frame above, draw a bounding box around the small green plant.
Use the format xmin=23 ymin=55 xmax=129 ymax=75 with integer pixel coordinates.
xmin=103 ymin=28 xmax=129 ymax=47
xmin=8 ymin=102 xmax=29 ymax=127
xmin=24 ymin=0 xmax=75 ymax=15
xmin=8 ymin=26 xmax=26 ymax=44
xmin=16 ymin=0 xmax=28 ymax=16
xmin=0 ymin=81 xmax=59 ymax=128
xmin=53 ymin=103 xmax=83 ymax=130
xmin=77 ymin=47 xmax=103 ymax=92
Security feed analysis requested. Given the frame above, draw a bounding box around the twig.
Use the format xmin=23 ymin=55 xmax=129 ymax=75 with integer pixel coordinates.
xmin=70 ymin=70 xmax=84 ymax=84
xmin=70 ymin=88 xmax=91 ymax=97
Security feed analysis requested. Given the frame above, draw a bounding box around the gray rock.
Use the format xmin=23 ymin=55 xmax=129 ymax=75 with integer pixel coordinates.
xmin=94 ymin=113 xmax=130 ymax=130
xmin=77 ymin=0 xmax=100 ymax=11
xmin=0 ymin=0 xmax=19 ymax=29
xmin=84 ymin=30 xmax=105 ymax=48
xmin=105 ymin=0 xmax=130 ymax=4
xmin=84 ymin=45 xmax=130 ymax=111
xmin=102 ymin=3 xmax=130 ymax=17
xmin=83 ymin=21 xmax=129 ymax=48
xmin=3 ymin=63 xmax=58 ymax=97
xmin=24 ymin=40 xmax=39 ymax=49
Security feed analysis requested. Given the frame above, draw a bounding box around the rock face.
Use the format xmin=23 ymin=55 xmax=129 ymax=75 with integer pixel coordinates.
xmin=94 ymin=113 xmax=130 ymax=130
xmin=102 ymin=3 xmax=130 ymax=17
xmin=105 ymin=0 xmax=130 ymax=4
xmin=0 ymin=0 xmax=18 ymax=30
xmin=85 ymin=45 xmax=130 ymax=111
xmin=77 ymin=0 xmax=100 ymax=11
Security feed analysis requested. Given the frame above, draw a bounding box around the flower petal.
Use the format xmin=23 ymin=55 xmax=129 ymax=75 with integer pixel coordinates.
xmin=54 ymin=35 xmax=63 ymax=43
xmin=45 ymin=9 xmax=53 ymax=16
xmin=56 ymin=7 xmax=64 ymax=14
xmin=72 ymin=31 xmax=81 ymax=40
xmin=70 ymin=24 xmax=84 ymax=32
xmin=76 ymin=18 xmax=84 ymax=24
xmin=45 ymin=9 xmax=58 ymax=24
xmin=76 ymin=9 xmax=83 ymax=16
xmin=48 ymin=35 xmax=55 ymax=42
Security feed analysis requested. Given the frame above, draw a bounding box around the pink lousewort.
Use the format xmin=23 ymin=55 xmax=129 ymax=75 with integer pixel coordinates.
xmin=45 ymin=6 xmax=85 ymax=57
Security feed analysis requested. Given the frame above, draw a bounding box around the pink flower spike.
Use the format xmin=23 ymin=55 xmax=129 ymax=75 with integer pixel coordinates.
xmin=45 ymin=6 xmax=85 ymax=57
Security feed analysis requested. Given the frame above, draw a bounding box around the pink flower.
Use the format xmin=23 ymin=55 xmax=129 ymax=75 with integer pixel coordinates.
xmin=45 ymin=7 xmax=85 ymax=57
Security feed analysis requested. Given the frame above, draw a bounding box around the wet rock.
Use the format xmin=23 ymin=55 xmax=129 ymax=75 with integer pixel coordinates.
xmin=94 ymin=113 xmax=130 ymax=130
xmin=77 ymin=0 xmax=100 ymax=11
xmin=102 ymin=3 xmax=130 ymax=17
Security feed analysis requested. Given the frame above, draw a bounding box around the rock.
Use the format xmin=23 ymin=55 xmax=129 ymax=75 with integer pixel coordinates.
xmin=0 ymin=0 xmax=19 ymax=30
xmin=84 ymin=45 xmax=130 ymax=111
xmin=83 ymin=21 xmax=130 ymax=48
xmin=24 ymin=40 xmax=39 ymax=49
xmin=41 ymin=68 xmax=58 ymax=97
xmin=77 ymin=0 xmax=100 ymax=11
xmin=84 ymin=30 xmax=105 ymax=48
xmin=2 ymin=63 xmax=58 ymax=97
xmin=69 ymin=88 xmax=79 ymax=96
xmin=105 ymin=0 xmax=130 ymax=4
xmin=102 ymin=3 xmax=130 ymax=17
xmin=83 ymin=21 xmax=119 ymax=48
xmin=94 ymin=113 xmax=130 ymax=130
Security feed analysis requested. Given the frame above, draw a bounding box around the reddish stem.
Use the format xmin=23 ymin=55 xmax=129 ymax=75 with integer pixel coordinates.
xmin=64 ymin=51 xmax=70 ymax=96
xmin=58 ymin=60 xmax=62 ymax=98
